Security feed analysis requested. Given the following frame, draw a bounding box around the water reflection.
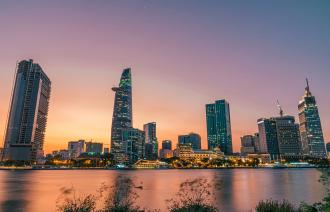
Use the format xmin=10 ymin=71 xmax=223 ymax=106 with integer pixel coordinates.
xmin=0 ymin=171 xmax=34 ymax=212
xmin=0 ymin=169 xmax=326 ymax=212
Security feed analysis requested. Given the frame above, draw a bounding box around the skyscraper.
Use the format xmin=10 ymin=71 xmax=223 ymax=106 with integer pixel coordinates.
xmin=144 ymin=122 xmax=158 ymax=160
xmin=206 ymin=99 xmax=233 ymax=155
xmin=122 ymin=128 xmax=145 ymax=164
xmin=258 ymin=115 xmax=302 ymax=160
xmin=3 ymin=59 xmax=51 ymax=161
xmin=68 ymin=140 xmax=85 ymax=158
xmin=110 ymin=68 xmax=133 ymax=163
xmin=298 ymin=79 xmax=326 ymax=158
xmin=178 ymin=133 xmax=201 ymax=150
xmin=240 ymin=135 xmax=256 ymax=155
xmin=257 ymin=118 xmax=280 ymax=160
xmin=162 ymin=140 xmax=172 ymax=150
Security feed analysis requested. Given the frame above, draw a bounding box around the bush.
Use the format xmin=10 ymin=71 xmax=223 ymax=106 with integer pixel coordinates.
xmin=57 ymin=176 xmax=144 ymax=212
xmin=100 ymin=177 xmax=142 ymax=212
xmin=167 ymin=178 xmax=218 ymax=212
xmin=57 ymin=187 xmax=97 ymax=212
xmin=256 ymin=199 xmax=297 ymax=212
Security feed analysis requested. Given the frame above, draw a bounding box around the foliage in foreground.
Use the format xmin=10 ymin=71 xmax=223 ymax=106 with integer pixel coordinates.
xmin=166 ymin=178 xmax=219 ymax=212
xmin=57 ymin=175 xmax=143 ymax=212
xmin=256 ymin=199 xmax=298 ymax=212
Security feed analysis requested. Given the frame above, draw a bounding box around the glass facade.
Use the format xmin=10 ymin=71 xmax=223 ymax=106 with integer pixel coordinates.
xmin=206 ymin=100 xmax=233 ymax=155
xmin=3 ymin=59 xmax=51 ymax=161
xmin=122 ymin=128 xmax=145 ymax=164
xmin=143 ymin=122 xmax=158 ymax=160
xmin=258 ymin=118 xmax=280 ymax=160
xmin=110 ymin=68 xmax=133 ymax=163
xmin=298 ymin=80 xmax=326 ymax=158
xmin=258 ymin=116 xmax=302 ymax=160
xmin=178 ymin=133 xmax=201 ymax=150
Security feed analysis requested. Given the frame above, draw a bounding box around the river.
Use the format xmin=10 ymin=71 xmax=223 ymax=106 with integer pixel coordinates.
xmin=0 ymin=169 xmax=326 ymax=212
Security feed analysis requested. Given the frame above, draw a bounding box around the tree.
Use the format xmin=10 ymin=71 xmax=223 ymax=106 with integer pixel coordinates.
xmin=166 ymin=178 xmax=218 ymax=212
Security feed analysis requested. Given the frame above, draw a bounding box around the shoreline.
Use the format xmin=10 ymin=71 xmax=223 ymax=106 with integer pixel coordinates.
xmin=0 ymin=166 xmax=322 ymax=171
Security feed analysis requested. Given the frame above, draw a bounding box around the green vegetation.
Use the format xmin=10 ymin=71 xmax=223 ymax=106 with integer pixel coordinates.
xmin=256 ymin=199 xmax=297 ymax=212
xmin=57 ymin=176 xmax=143 ymax=212
xmin=166 ymin=178 xmax=219 ymax=212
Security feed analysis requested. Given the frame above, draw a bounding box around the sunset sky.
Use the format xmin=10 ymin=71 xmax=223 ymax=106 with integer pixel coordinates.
xmin=0 ymin=0 xmax=330 ymax=153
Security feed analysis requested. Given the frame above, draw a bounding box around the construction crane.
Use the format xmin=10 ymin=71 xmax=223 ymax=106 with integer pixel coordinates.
xmin=276 ymin=100 xmax=284 ymax=117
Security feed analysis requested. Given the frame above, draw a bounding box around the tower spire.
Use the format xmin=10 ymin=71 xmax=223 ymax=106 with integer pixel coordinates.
xmin=305 ymin=78 xmax=312 ymax=97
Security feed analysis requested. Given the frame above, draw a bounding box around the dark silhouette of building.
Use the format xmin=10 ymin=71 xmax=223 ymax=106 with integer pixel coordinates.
xmin=206 ymin=99 xmax=233 ymax=155
xmin=110 ymin=68 xmax=133 ymax=163
xmin=3 ymin=59 xmax=51 ymax=161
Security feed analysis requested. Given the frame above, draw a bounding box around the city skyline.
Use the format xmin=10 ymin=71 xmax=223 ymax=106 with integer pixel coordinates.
xmin=1 ymin=1 xmax=330 ymax=154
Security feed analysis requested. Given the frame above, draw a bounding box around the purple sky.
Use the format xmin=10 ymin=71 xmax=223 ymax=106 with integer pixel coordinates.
xmin=0 ymin=0 xmax=329 ymax=152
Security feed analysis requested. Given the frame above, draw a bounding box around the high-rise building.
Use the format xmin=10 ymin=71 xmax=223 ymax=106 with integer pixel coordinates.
xmin=162 ymin=140 xmax=172 ymax=150
xmin=85 ymin=142 xmax=103 ymax=154
xmin=3 ymin=60 xmax=51 ymax=161
xmin=159 ymin=140 xmax=173 ymax=159
xmin=122 ymin=128 xmax=145 ymax=164
xmin=240 ymin=135 xmax=256 ymax=155
xmin=178 ymin=133 xmax=201 ymax=150
xmin=206 ymin=99 xmax=233 ymax=155
xmin=258 ymin=115 xmax=302 ymax=160
xmin=68 ymin=140 xmax=85 ymax=158
xmin=144 ymin=143 xmax=154 ymax=160
xmin=144 ymin=122 xmax=158 ymax=160
xmin=258 ymin=118 xmax=279 ymax=159
xmin=110 ymin=68 xmax=133 ymax=163
xmin=298 ymin=79 xmax=326 ymax=158
xmin=252 ymin=133 xmax=261 ymax=153
xmin=275 ymin=116 xmax=302 ymax=159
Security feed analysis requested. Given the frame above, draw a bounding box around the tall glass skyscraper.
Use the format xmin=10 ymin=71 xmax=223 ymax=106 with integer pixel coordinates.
xmin=298 ymin=79 xmax=326 ymax=158
xmin=143 ymin=122 xmax=158 ymax=160
xmin=206 ymin=99 xmax=233 ymax=155
xmin=3 ymin=59 xmax=51 ymax=161
xmin=110 ymin=68 xmax=133 ymax=162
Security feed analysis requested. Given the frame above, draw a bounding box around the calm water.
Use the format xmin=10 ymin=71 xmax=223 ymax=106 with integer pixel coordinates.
xmin=0 ymin=169 xmax=326 ymax=212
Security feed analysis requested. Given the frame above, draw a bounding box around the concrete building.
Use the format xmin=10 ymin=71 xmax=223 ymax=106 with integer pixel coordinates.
xmin=178 ymin=133 xmax=201 ymax=150
xmin=3 ymin=59 xmax=51 ymax=161
xmin=258 ymin=115 xmax=302 ymax=161
xmin=240 ymin=135 xmax=256 ymax=155
xmin=68 ymin=140 xmax=85 ymax=158
xmin=85 ymin=142 xmax=103 ymax=154
xmin=177 ymin=144 xmax=224 ymax=161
